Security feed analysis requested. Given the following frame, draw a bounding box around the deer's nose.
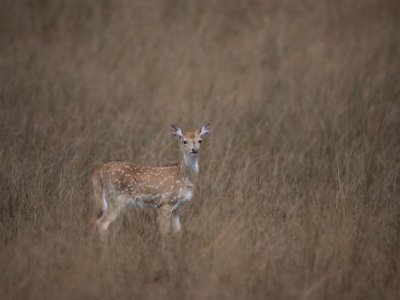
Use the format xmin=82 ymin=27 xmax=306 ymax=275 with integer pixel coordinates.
xmin=191 ymin=148 xmax=199 ymax=154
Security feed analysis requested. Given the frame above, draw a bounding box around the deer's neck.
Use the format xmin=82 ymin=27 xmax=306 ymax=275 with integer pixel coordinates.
xmin=180 ymin=153 xmax=199 ymax=182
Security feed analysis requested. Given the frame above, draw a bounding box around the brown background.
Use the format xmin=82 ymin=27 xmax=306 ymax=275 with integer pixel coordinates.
xmin=0 ymin=0 xmax=399 ymax=299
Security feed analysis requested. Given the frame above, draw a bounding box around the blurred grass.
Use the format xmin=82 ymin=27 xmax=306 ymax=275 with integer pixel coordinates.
xmin=0 ymin=0 xmax=400 ymax=299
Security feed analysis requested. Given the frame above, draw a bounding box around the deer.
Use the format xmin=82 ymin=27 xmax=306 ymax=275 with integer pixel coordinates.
xmin=91 ymin=124 xmax=212 ymax=240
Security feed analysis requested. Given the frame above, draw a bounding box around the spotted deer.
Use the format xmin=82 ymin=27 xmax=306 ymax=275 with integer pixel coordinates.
xmin=92 ymin=124 xmax=212 ymax=240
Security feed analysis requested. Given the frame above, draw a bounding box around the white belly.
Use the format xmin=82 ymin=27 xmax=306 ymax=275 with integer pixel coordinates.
xmin=128 ymin=194 xmax=161 ymax=209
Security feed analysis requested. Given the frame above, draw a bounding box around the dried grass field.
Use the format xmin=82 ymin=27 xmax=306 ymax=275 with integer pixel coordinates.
xmin=1 ymin=0 xmax=400 ymax=299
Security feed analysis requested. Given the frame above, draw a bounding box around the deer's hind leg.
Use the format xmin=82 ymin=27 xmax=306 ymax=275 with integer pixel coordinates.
xmin=96 ymin=204 xmax=123 ymax=241
xmin=95 ymin=193 xmax=126 ymax=241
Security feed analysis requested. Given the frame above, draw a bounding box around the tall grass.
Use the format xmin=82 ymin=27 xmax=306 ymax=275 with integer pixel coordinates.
xmin=0 ymin=0 xmax=399 ymax=299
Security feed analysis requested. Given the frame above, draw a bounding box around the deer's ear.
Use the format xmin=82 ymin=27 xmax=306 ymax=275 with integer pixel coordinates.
xmin=199 ymin=123 xmax=212 ymax=138
xmin=170 ymin=125 xmax=183 ymax=139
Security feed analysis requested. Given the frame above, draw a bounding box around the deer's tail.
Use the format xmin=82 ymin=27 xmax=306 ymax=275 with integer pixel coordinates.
xmin=92 ymin=168 xmax=107 ymax=221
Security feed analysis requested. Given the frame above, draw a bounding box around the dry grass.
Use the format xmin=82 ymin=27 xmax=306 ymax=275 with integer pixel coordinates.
xmin=1 ymin=0 xmax=400 ymax=299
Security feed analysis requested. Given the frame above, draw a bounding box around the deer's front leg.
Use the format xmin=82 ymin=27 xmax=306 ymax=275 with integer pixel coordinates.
xmin=158 ymin=205 xmax=173 ymax=236
xmin=171 ymin=210 xmax=181 ymax=233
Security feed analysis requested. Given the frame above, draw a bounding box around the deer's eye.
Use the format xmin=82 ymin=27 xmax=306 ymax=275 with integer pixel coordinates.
xmin=199 ymin=140 xmax=202 ymax=143
xmin=183 ymin=140 xmax=187 ymax=144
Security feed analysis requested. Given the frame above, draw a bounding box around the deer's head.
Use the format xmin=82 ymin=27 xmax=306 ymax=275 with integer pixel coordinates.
xmin=170 ymin=124 xmax=212 ymax=157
